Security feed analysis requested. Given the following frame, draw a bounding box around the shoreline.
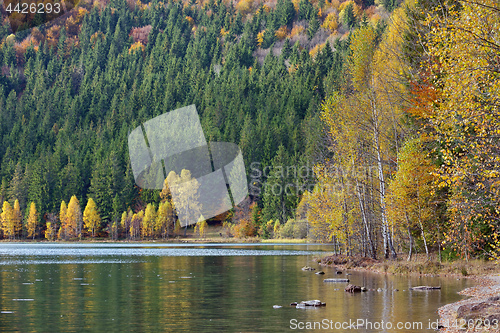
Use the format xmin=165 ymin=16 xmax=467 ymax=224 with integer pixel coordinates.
xmin=0 ymin=237 xmax=310 ymax=244
xmin=437 ymin=274 xmax=500 ymax=332
xmin=317 ymin=255 xmax=500 ymax=332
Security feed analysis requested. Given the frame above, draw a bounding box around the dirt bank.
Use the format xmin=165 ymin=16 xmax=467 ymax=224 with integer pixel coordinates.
xmin=438 ymin=274 xmax=500 ymax=332
xmin=318 ymin=255 xmax=500 ymax=332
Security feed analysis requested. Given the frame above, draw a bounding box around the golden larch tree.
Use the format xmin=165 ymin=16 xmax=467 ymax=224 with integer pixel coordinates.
xmin=66 ymin=196 xmax=83 ymax=239
xmin=12 ymin=199 xmax=22 ymax=238
xmin=142 ymin=203 xmax=156 ymax=238
xmin=26 ymin=202 xmax=39 ymax=239
xmin=1 ymin=201 xmax=14 ymax=239
xmin=156 ymin=201 xmax=174 ymax=239
xmin=58 ymin=201 xmax=68 ymax=240
xmin=83 ymin=198 xmax=101 ymax=238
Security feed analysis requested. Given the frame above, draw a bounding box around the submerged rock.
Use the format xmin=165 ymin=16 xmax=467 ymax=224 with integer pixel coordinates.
xmin=302 ymin=266 xmax=315 ymax=271
xmin=295 ymin=300 xmax=326 ymax=308
xmin=323 ymin=278 xmax=349 ymax=283
xmin=273 ymin=305 xmax=282 ymax=309
xmin=410 ymin=286 xmax=441 ymax=290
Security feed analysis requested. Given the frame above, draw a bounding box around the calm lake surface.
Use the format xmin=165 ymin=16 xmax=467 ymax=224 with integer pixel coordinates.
xmin=0 ymin=243 xmax=471 ymax=332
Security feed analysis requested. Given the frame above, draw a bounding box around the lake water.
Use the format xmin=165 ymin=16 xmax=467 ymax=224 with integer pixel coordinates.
xmin=0 ymin=243 xmax=471 ymax=332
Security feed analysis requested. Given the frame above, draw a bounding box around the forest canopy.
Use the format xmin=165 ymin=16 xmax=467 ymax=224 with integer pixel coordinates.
xmin=0 ymin=0 xmax=499 ymax=261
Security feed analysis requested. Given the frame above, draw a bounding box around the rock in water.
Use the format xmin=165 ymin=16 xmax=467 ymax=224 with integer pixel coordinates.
xmin=345 ymin=284 xmax=362 ymax=293
xmin=410 ymin=286 xmax=441 ymax=290
xmin=323 ymin=278 xmax=349 ymax=283
xmin=315 ymin=271 xmax=325 ymax=275
xmin=296 ymin=300 xmax=326 ymax=308
xmin=302 ymin=266 xmax=315 ymax=271
xmin=273 ymin=305 xmax=282 ymax=309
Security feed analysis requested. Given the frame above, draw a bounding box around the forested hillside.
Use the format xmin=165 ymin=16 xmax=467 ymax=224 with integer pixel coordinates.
xmin=0 ymin=0 xmax=390 ymax=238
xmin=1 ymin=0 xmax=499 ymax=262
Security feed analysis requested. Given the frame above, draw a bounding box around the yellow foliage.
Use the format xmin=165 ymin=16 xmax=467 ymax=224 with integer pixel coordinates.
xmin=322 ymin=12 xmax=338 ymax=32
xmin=349 ymin=26 xmax=377 ymax=91
xmin=185 ymin=16 xmax=195 ymax=27
xmin=309 ymin=43 xmax=324 ymax=59
xmin=142 ymin=203 xmax=156 ymax=238
xmin=275 ymin=26 xmax=288 ymax=40
xmin=156 ymin=201 xmax=174 ymax=239
xmin=1 ymin=201 xmax=14 ymax=239
xmin=233 ymin=218 xmax=256 ymax=238
xmin=331 ymin=0 xmax=340 ymax=10
xmin=288 ymin=63 xmax=299 ymax=74
xmin=45 ymin=222 xmax=57 ymax=241
xmin=289 ymin=24 xmax=304 ymax=38
xmin=386 ymin=138 xmax=437 ymax=258
xmin=194 ymin=215 xmax=207 ymax=238
xmin=273 ymin=220 xmax=280 ymax=236
xmin=66 ymin=196 xmax=82 ymax=239
xmin=83 ymin=198 xmax=101 ymax=238
xmin=90 ymin=31 xmax=105 ymax=47
xmin=129 ymin=41 xmax=145 ymax=54
xmin=171 ymin=218 xmax=179 ymax=233
xmin=420 ymin=0 xmax=500 ymax=259
xmin=12 ymin=200 xmax=22 ymax=238
xmin=236 ymin=0 xmax=254 ymax=15
xmin=5 ymin=34 xmax=15 ymax=46
xmin=58 ymin=201 xmax=68 ymax=240
xmin=369 ymin=13 xmax=381 ymax=25
xmin=338 ymin=0 xmax=360 ymax=17
xmin=27 ymin=202 xmax=38 ymax=239
xmin=256 ymin=30 xmax=265 ymax=47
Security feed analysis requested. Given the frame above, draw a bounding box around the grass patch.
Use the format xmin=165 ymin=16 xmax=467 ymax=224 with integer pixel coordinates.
xmin=261 ymin=238 xmax=309 ymax=243
xmin=318 ymin=254 xmax=500 ymax=276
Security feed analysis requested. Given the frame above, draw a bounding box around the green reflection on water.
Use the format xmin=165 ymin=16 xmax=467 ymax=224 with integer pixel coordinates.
xmin=0 ymin=245 xmax=471 ymax=332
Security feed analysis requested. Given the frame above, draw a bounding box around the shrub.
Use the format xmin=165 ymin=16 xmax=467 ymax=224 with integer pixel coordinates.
xmin=278 ymin=219 xmax=308 ymax=239
xmin=233 ymin=219 xmax=256 ymax=238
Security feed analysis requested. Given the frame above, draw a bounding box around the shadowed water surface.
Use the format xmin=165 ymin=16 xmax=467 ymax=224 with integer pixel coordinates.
xmin=0 ymin=243 xmax=471 ymax=332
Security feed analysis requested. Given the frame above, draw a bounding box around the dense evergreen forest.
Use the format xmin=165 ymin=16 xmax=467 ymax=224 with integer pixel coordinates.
xmin=0 ymin=0 xmax=499 ymax=261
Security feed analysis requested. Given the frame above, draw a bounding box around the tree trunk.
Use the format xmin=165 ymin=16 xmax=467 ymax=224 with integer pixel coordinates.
xmin=374 ymin=129 xmax=396 ymax=259
xmin=356 ymin=180 xmax=376 ymax=259
xmin=405 ymin=212 xmax=412 ymax=261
